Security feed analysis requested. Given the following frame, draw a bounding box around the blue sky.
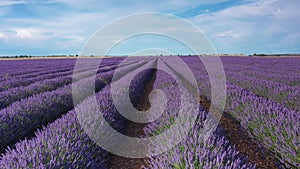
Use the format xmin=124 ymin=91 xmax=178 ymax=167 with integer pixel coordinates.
xmin=0 ymin=0 xmax=299 ymax=56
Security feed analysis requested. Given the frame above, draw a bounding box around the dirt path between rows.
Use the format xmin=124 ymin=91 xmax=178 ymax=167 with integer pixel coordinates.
xmin=163 ymin=60 xmax=283 ymax=168
xmin=106 ymin=60 xmax=284 ymax=169
xmin=199 ymin=95 xmax=283 ymax=169
xmin=107 ymin=69 xmax=156 ymax=169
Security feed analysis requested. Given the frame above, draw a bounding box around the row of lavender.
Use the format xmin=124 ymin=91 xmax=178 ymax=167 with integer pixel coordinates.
xmin=182 ymin=56 xmax=300 ymax=111
xmin=0 ymin=59 xmax=76 ymax=81
xmin=0 ymin=58 xmax=157 ymax=168
xmin=0 ymin=58 xmax=142 ymax=110
xmin=0 ymin=58 xmax=123 ymax=91
xmin=0 ymin=58 xmax=148 ymax=153
xmin=0 ymin=58 xmax=115 ymax=77
xmin=144 ymin=59 xmax=255 ymax=168
xmin=181 ymin=56 xmax=299 ymax=168
xmin=222 ymin=57 xmax=300 ymax=111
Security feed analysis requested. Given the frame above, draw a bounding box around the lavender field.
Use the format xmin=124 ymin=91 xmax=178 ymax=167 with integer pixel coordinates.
xmin=0 ymin=56 xmax=299 ymax=169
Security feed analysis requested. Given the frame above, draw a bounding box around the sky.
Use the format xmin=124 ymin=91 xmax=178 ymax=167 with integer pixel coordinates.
xmin=0 ymin=0 xmax=299 ymax=56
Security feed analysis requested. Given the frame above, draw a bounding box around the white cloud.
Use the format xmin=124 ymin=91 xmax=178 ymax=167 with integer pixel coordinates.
xmin=0 ymin=11 xmax=109 ymax=42
xmin=0 ymin=0 xmax=236 ymax=50
xmin=0 ymin=0 xmax=28 ymax=6
xmin=0 ymin=33 xmax=4 ymax=39
xmin=0 ymin=31 xmax=13 ymax=41
xmin=202 ymin=9 xmax=210 ymax=13
xmin=189 ymin=0 xmax=300 ymax=54
xmin=0 ymin=27 xmax=54 ymax=43
xmin=14 ymin=29 xmax=33 ymax=38
xmin=0 ymin=0 xmax=299 ymax=55
xmin=218 ymin=0 xmax=280 ymax=18
xmin=213 ymin=30 xmax=241 ymax=39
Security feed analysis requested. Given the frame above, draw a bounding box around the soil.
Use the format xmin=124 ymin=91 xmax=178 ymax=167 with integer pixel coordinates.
xmin=199 ymin=95 xmax=282 ymax=169
xmin=106 ymin=69 xmax=156 ymax=169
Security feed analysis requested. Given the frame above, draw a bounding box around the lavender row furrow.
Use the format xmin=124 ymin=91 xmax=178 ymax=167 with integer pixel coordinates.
xmin=182 ymin=56 xmax=299 ymax=110
xmin=0 ymin=59 xmax=76 ymax=80
xmin=144 ymin=60 xmax=255 ymax=168
xmin=0 ymin=77 xmax=72 ymax=110
xmin=0 ymin=59 xmax=148 ymax=153
xmin=234 ymin=69 xmax=300 ymax=86
xmin=182 ymin=56 xmax=300 ymax=87
xmin=0 ymin=59 xmax=156 ymax=168
xmin=0 ymin=68 xmax=75 ymax=92
xmin=226 ymin=84 xmax=300 ymax=168
xmin=0 ymin=57 xmax=124 ymax=91
xmin=0 ymin=60 xmax=130 ymax=110
xmin=0 ymin=64 xmax=74 ymax=83
xmin=0 ymin=62 xmax=99 ymax=92
xmin=221 ymin=56 xmax=300 ymax=76
xmin=226 ymin=72 xmax=300 ymax=111
xmin=0 ymin=71 xmax=111 ymax=153
xmin=182 ymin=56 xmax=300 ymax=168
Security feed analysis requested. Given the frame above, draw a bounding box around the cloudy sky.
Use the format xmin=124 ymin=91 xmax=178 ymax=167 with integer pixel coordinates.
xmin=0 ymin=0 xmax=299 ymax=56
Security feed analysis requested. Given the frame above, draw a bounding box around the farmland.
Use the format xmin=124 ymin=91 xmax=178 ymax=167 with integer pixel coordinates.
xmin=0 ymin=56 xmax=299 ymax=169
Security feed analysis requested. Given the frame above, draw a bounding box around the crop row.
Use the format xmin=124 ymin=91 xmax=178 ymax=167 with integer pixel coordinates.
xmin=226 ymin=72 xmax=300 ymax=111
xmin=143 ymin=59 xmax=255 ymax=168
xmin=180 ymin=56 xmax=299 ymax=168
xmin=0 ymin=59 xmax=144 ymax=110
xmin=226 ymin=84 xmax=300 ymax=168
xmin=0 ymin=58 xmax=156 ymax=168
xmin=0 ymin=57 xmax=131 ymax=93
xmin=0 ymin=59 xmax=149 ymax=154
xmin=221 ymin=57 xmax=300 ymax=76
xmin=0 ymin=57 xmax=126 ymax=91
xmin=0 ymin=59 xmax=76 ymax=80
xmin=0 ymin=64 xmax=74 ymax=83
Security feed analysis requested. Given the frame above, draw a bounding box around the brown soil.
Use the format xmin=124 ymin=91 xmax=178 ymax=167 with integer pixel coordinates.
xmin=107 ymin=69 xmax=156 ymax=169
xmin=199 ymin=95 xmax=282 ymax=169
xmin=163 ymin=60 xmax=282 ymax=168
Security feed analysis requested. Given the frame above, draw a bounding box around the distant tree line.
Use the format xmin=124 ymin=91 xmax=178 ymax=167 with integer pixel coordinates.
xmin=253 ymin=53 xmax=267 ymax=56
xmin=0 ymin=55 xmax=33 ymax=58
